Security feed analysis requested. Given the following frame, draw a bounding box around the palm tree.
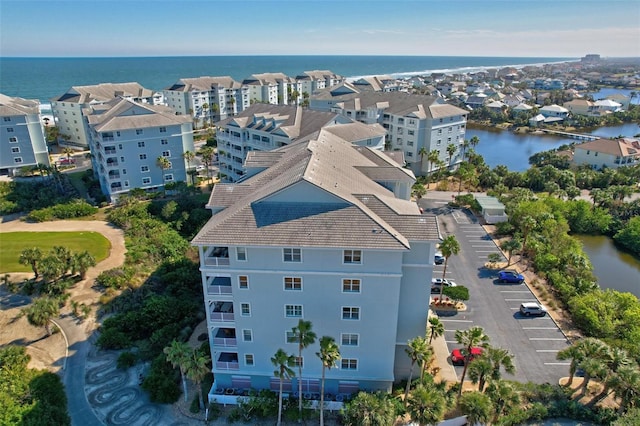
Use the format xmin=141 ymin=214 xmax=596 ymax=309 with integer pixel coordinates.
xmin=404 ymin=336 xmax=430 ymax=404
xmin=486 ymin=380 xmax=520 ymax=423
xmin=156 ymin=156 xmax=171 ymax=195
xmin=186 ymin=348 xmax=211 ymax=410
xmin=342 ymin=391 xmax=397 ymax=426
xmin=519 ymin=215 xmax=537 ymax=254
xmin=418 ymin=146 xmax=428 ymax=175
xmin=201 ymin=103 xmax=209 ymax=128
xmin=469 ymin=135 xmax=480 ymax=150
xmin=454 ymin=326 xmax=490 ymax=398
xmin=412 ymin=182 xmax=426 ymax=200
xmin=19 ymin=247 xmax=43 ymax=279
xmin=557 ymin=343 xmax=586 ymax=387
xmin=428 ymin=316 xmax=444 ymax=345
xmin=72 ymin=251 xmax=96 ymax=279
xmin=271 ymin=348 xmax=296 ymax=426
xmin=591 ymin=347 xmax=632 ymax=405
xmin=468 ymin=355 xmax=493 ymax=392
xmin=62 ymin=147 xmax=74 ymax=163
xmin=457 ymin=391 xmax=491 ymax=424
xmin=290 ymin=319 xmax=316 ymax=419
xmin=199 ymin=146 xmax=215 ymax=187
xmin=456 ymin=162 xmax=474 ymax=195
xmin=485 ymin=346 xmax=516 ymax=382
xmin=609 ymin=364 xmax=640 ymax=414
xmin=439 ymin=235 xmax=460 ymax=300
xmin=21 ymin=297 xmax=59 ymax=336
xmin=461 ymin=139 xmax=471 ymax=161
xmin=427 ymin=150 xmax=439 ymax=185
xmin=182 ymin=150 xmax=195 ymax=185
xmin=500 ymin=238 xmax=522 ymax=266
xmin=316 ymin=336 xmax=340 ymax=426
xmin=446 ymin=143 xmax=457 ymax=170
xmin=163 ymin=340 xmax=192 ymax=402
xmin=406 ymin=384 xmax=446 ymax=425
xmin=228 ymin=97 xmax=236 ymax=116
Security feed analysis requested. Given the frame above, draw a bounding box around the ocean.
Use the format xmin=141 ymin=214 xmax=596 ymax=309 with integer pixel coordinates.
xmin=0 ymin=55 xmax=575 ymax=102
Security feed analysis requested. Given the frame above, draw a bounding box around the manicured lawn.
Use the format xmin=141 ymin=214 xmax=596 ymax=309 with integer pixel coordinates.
xmin=0 ymin=232 xmax=111 ymax=273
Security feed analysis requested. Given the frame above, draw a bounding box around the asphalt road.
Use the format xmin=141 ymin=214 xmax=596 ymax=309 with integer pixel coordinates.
xmin=420 ymin=195 xmax=571 ymax=385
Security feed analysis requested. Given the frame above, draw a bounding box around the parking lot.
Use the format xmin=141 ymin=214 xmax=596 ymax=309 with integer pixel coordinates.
xmin=425 ymin=199 xmax=571 ymax=384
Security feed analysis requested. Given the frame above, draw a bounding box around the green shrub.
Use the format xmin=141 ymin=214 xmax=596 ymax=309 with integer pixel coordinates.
xmin=443 ymin=285 xmax=470 ymax=302
xmin=95 ymin=268 xmax=132 ymax=289
xmin=190 ymin=395 xmax=201 ymax=413
xmin=116 ymin=351 xmax=137 ymax=369
xmin=141 ymin=354 xmax=181 ymax=403
xmin=97 ymin=328 xmax=132 ymax=350
xmin=26 ymin=200 xmax=98 ymax=222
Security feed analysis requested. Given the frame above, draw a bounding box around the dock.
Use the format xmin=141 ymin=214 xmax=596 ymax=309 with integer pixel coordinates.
xmin=539 ymin=129 xmax=599 ymax=141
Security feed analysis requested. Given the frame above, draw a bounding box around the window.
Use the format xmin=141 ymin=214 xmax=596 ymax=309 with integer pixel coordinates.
xmin=160 ymin=127 xmax=167 ymax=133
xmin=285 ymin=304 xmax=303 ymax=318
xmin=136 ymin=129 xmax=143 ymax=135
xmin=116 ymin=132 xmax=121 ymax=137
xmin=342 ymin=307 xmax=360 ymax=320
xmin=242 ymin=329 xmax=252 ymax=342
xmin=238 ymin=276 xmax=249 ymax=289
xmin=341 ymin=333 xmax=359 ymax=346
xmin=121 ymin=156 xmax=125 ymax=162
xmin=283 ymin=248 xmax=301 ymax=262
xmin=137 ymin=141 xmax=145 ymax=148
xmin=161 ymin=139 xmax=168 ymax=145
xmin=341 ymin=359 xmax=358 ymax=370
xmin=286 ymin=331 xmax=296 ymax=343
xmin=142 ymin=177 xmax=151 ymax=185
xmin=139 ymin=154 xmax=147 ymax=160
xmin=162 ymin=150 xmax=170 ymax=157
xmin=122 ymin=169 xmax=127 ymax=175
xmin=294 ymin=357 xmax=304 ymax=368
xmin=164 ymin=174 xmax=174 ymax=182
xmin=14 ymin=157 xmax=23 ymax=164
xmin=438 ymin=129 xmax=442 ymax=135
xmin=6 ymin=127 xmax=14 ymax=132
xmin=284 ymin=277 xmax=302 ymax=291
xmin=241 ymin=303 xmax=251 ymax=316
xmin=406 ymin=151 xmax=413 ymax=158
xmin=408 ymin=130 xmax=415 ymax=136
xmin=342 ymin=279 xmax=361 ymax=293
xmin=141 ymin=166 xmax=149 ymax=172
xmin=11 ymin=147 xmax=20 ymax=153
xmin=3 ymin=117 xmax=10 ymax=122
xmin=343 ymin=250 xmax=362 ymax=264
xmin=245 ymin=354 xmax=254 ymax=366
xmin=236 ymin=247 xmax=247 ymax=261
xmin=9 ymin=137 xmax=17 ymax=143
xmin=118 ymin=144 xmax=123 ymax=149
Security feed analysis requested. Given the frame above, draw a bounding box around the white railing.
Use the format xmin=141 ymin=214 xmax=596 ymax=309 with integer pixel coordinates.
xmin=216 ymin=361 xmax=239 ymax=370
xmin=210 ymin=312 xmax=235 ymax=322
xmin=213 ymin=337 xmax=237 ymax=347
xmin=204 ymin=257 xmax=230 ymax=267
xmin=208 ymin=285 xmax=232 ymax=295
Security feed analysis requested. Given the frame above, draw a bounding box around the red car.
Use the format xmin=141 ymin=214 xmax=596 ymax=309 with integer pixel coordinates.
xmin=58 ymin=157 xmax=75 ymax=165
xmin=450 ymin=347 xmax=484 ymax=366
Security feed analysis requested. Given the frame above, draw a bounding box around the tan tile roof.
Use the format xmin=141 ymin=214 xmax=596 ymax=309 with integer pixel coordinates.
xmin=0 ymin=93 xmax=39 ymax=116
xmin=574 ymin=138 xmax=640 ymax=157
xmin=52 ymin=82 xmax=155 ymax=103
xmin=322 ymin=122 xmax=386 ymax=141
xmin=85 ymin=97 xmax=192 ymax=132
xmin=167 ymin=76 xmax=243 ymax=91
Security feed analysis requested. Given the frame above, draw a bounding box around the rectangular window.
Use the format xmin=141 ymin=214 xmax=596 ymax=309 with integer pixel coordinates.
xmin=6 ymin=127 xmax=14 ymax=132
xmin=238 ymin=276 xmax=249 ymax=289
xmin=286 ymin=331 xmax=296 ymax=343
xmin=236 ymin=247 xmax=247 ymax=261
xmin=3 ymin=117 xmax=10 ymax=122
xmin=141 ymin=166 xmax=149 ymax=172
xmin=408 ymin=130 xmax=415 ymax=136
xmin=241 ymin=303 xmax=251 ymax=316
xmin=9 ymin=137 xmax=17 ymax=143
xmin=139 ymin=154 xmax=147 ymax=160
xmin=137 ymin=141 xmax=145 ymax=148
xmin=245 ymin=354 xmax=254 ymax=366
xmin=284 ymin=277 xmax=302 ymax=291
xmin=162 ymin=150 xmax=170 ymax=157
xmin=242 ymin=329 xmax=252 ymax=342
xmin=341 ymin=359 xmax=358 ymax=370
xmin=341 ymin=333 xmax=359 ymax=346
xmin=285 ymin=304 xmax=302 ymax=318
xmin=11 ymin=147 xmax=20 ymax=153
xmin=294 ymin=357 xmax=303 ymax=368
xmin=342 ymin=279 xmax=361 ymax=293
xmin=142 ymin=177 xmax=151 ymax=185
xmin=160 ymin=127 xmax=167 ymax=133
xmin=283 ymin=248 xmax=301 ymax=262
xmin=13 ymin=157 xmax=23 ymax=164
xmin=164 ymin=174 xmax=174 ymax=182
xmin=161 ymin=139 xmax=168 ymax=145
xmin=342 ymin=307 xmax=360 ymax=320
xmin=343 ymin=250 xmax=362 ymax=264
xmin=118 ymin=144 xmax=123 ymax=149
xmin=136 ymin=129 xmax=143 ymax=135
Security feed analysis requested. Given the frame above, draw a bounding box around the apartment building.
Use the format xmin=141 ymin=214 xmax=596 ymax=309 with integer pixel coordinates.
xmin=191 ymin=129 xmax=440 ymax=400
xmin=310 ymin=91 xmax=468 ymax=176
xmin=51 ymin=82 xmax=161 ymax=148
xmin=0 ymin=94 xmax=50 ymax=176
xmin=242 ymin=73 xmax=300 ymax=105
xmin=84 ymin=98 xmax=194 ymax=202
xmin=216 ymin=104 xmax=351 ymax=182
xmin=163 ymin=76 xmax=250 ymax=125
xmin=573 ymin=138 xmax=640 ymax=170
xmin=294 ymin=70 xmax=345 ymax=96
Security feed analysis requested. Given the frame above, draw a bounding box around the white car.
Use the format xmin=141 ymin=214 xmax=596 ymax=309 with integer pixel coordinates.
xmin=195 ymin=165 xmax=207 ymax=172
xmin=431 ymin=278 xmax=457 ymax=293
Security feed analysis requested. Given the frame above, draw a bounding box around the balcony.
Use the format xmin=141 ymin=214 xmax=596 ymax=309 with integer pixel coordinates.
xmin=210 ymin=301 xmax=234 ymax=322
xmin=212 ymin=328 xmax=237 ymax=347
xmin=106 ymin=158 xmax=119 ymax=168
xmin=207 ymin=276 xmax=232 ymax=295
xmin=216 ymin=352 xmax=239 ymax=370
xmin=108 ymin=171 xmax=120 ymax=180
xmin=204 ymin=246 xmax=230 ymax=267
xmin=104 ymin=147 xmax=116 ymax=155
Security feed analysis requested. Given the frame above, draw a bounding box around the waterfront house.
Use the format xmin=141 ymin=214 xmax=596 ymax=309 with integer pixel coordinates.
xmin=163 ymin=76 xmax=249 ymax=125
xmin=572 ymin=138 xmax=640 ymax=170
xmin=0 ymin=94 xmax=50 ymax=176
xmin=191 ymin=129 xmax=440 ymax=401
xmin=605 ymin=94 xmax=631 ymax=110
xmin=539 ymin=104 xmax=569 ymax=120
xmin=51 ymin=82 xmax=160 ymax=149
xmin=594 ymin=99 xmax=623 ymax=113
xmin=242 ymin=73 xmax=300 ymax=106
xmin=564 ymin=99 xmax=600 ymax=117
xmin=84 ymin=97 xmax=194 ymax=202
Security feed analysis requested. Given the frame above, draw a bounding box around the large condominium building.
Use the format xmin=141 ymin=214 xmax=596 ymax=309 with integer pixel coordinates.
xmin=242 ymin=73 xmax=300 ymax=105
xmin=51 ymin=82 xmax=162 ymax=149
xmin=0 ymin=94 xmax=50 ymax=176
xmin=84 ymin=98 xmax=194 ymax=202
xmin=191 ymin=129 xmax=440 ymax=400
xmin=294 ymin=70 xmax=345 ymax=97
xmin=163 ymin=76 xmax=250 ymax=126
xmin=310 ymin=90 xmax=468 ymax=176
xmin=216 ymin=104 xmax=352 ymax=182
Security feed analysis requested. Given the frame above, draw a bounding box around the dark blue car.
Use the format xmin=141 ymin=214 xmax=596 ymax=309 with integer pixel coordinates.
xmin=498 ymin=270 xmax=525 ymax=283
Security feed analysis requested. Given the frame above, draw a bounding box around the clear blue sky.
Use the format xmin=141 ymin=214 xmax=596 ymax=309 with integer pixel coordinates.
xmin=1 ymin=0 xmax=639 ymax=58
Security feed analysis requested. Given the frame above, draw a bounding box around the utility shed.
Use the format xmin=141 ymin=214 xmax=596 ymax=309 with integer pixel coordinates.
xmin=476 ymin=195 xmax=507 ymax=224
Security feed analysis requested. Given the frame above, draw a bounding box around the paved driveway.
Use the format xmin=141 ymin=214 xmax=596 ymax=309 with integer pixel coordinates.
xmin=427 ymin=205 xmax=570 ymax=384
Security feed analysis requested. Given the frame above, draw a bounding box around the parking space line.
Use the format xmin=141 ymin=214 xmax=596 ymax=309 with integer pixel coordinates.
xmin=475 ymin=250 xmax=497 ymax=253
xmin=505 ymin=298 xmax=538 ymax=301
xmin=523 ymin=327 xmax=559 ymax=330
xmin=500 ymin=290 xmax=531 ymax=293
xmin=529 ymin=338 xmax=568 ymax=341
xmin=536 ymin=350 xmax=561 ymax=352
xmin=445 ymin=340 xmax=458 ymax=344
xmin=545 ymin=362 xmax=570 ymax=366
xmin=439 ymin=319 xmax=473 ymax=323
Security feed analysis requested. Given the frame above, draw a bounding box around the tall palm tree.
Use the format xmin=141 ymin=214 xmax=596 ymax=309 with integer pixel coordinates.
xmin=186 ymin=348 xmax=211 ymax=410
xmin=72 ymin=251 xmax=96 ymax=280
xmin=199 ymin=146 xmax=215 ymax=187
xmin=404 ymin=336 xmax=430 ymax=405
xmin=609 ymin=364 xmax=640 ymax=414
xmin=461 ymin=139 xmax=470 ymax=161
xmin=454 ymin=326 xmax=490 ymax=398
xmin=427 ymin=150 xmax=439 ymax=185
xmin=428 ymin=316 xmax=444 ymax=345
xmin=19 ymin=247 xmax=43 ymax=279
xmin=201 ymin=103 xmax=209 ymax=128
xmin=271 ymin=348 xmax=296 ymax=426
xmin=21 ymin=297 xmax=59 ymax=336
xmin=418 ymin=146 xmax=428 ymax=175
xmin=62 ymin=147 xmax=74 ymax=163
xmin=486 ymin=380 xmax=520 ymax=423
xmin=439 ymin=235 xmax=460 ymax=300
xmin=467 ymin=355 xmax=493 ymax=392
xmin=591 ymin=347 xmax=632 ymax=404
xmin=290 ymin=319 xmax=316 ymax=419
xmin=500 ymin=238 xmax=522 ymax=266
xmin=182 ymin=150 xmax=195 ymax=185
xmin=316 ymin=336 xmax=340 ymax=426
xmin=469 ymin=135 xmax=480 ymax=150
xmin=485 ymin=346 xmax=516 ymax=383
xmin=446 ymin=143 xmax=457 ymax=170
xmin=163 ymin=340 xmax=192 ymax=402
xmin=406 ymin=384 xmax=446 ymax=425
xmin=557 ymin=343 xmax=586 ymax=387
xmin=156 ymin=156 xmax=171 ymax=195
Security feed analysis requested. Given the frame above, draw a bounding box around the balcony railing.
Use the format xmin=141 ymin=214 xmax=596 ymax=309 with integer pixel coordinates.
xmin=208 ymin=285 xmax=232 ymax=295
xmin=210 ymin=312 xmax=235 ymax=322
xmin=104 ymin=148 xmax=116 ymax=155
xmin=213 ymin=337 xmax=237 ymax=347
xmin=215 ymin=361 xmax=239 ymax=370
xmin=109 ymin=174 xmax=121 ymax=180
xmin=204 ymin=257 xmax=230 ymax=267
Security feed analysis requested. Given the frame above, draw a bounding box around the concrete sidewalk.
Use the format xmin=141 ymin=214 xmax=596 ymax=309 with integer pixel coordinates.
xmin=428 ymin=309 xmax=458 ymax=384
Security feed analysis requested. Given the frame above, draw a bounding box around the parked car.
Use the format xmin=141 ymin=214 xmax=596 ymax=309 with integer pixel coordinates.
xmin=498 ymin=269 xmax=525 ymax=283
xmin=434 ymin=251 xmax=444 ymax=265
xmin=519 ymin=302 xmax=547 ymax=317
xmin=431 ymin=278 xmax=457 ymax=293
xmin=195 ymin=165 xmax=207 ymax=172
xmin=450 ymin=347 xmax=484 ymax=366
xmin=58 ymin=157 xmax=75 ymax=165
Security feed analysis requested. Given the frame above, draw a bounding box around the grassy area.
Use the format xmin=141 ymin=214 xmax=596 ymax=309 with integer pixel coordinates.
xmin=0 ymin=231 xmax=111 ymax=273
xmin=66 ymin=171 xmax=88 ymax=199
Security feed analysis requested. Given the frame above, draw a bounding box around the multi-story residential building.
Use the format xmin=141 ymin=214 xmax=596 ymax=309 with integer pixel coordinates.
xmin=216 ymin=104 xmax=351 ymax=182
xmin=242 ymin=73 xmax=300 ymax=105
xmin=294 ymin=70 xmax=345 ymax=97
xmin=84 ymin=97 xmax=194 ymax=202
xmin=191 ymin=130 xmax=440 ymax=400
xmin=163 ymin=76 xmax=250 ymax=125
xmin=573 ymin=138 xmax=640 ymax=170
xmin=310 ymin=91 xmax=468 ymax=176
xmin=51 ymin=82 xmax=161 ymax=149
xmin=0 ymin=94 xmax=50 ymax=176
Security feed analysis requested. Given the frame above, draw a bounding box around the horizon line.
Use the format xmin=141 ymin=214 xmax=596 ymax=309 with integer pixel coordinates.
xmin=0 ymin=54 xmax=588 ymax=60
